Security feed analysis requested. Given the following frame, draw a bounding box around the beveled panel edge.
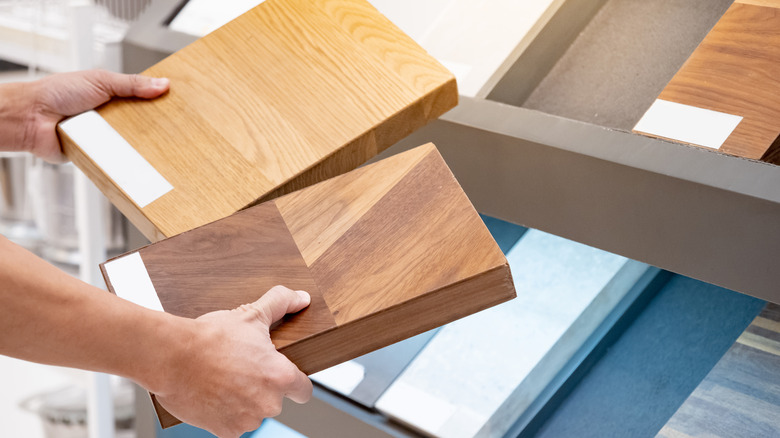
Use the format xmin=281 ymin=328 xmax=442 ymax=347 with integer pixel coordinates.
xmin=279 ymin=263 xmax=515 ymax=375
xmin=58 ymin=118 xmax=167 ymax=242
xmin=59 ymin=110 xmax=173 ymax=207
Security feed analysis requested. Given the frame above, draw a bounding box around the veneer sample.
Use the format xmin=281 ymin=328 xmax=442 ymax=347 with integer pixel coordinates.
xmin=657 ymin=303 xmax=780 ymax=438
xmin=376 ymin=230 xmax=649 ymax=438
xmin=633 ymin=0 xmax=780 ymax=163
xmin=99 ymin=144 xmax=515 ymax=428
xmin=57 ymin=0 xmax=457 ymax=242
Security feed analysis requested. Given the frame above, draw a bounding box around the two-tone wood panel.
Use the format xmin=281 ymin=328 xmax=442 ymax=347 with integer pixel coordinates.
xmin=59 ymin=0 xmax=457 ymax=242
xmin=100 ymin=144 xmax=515 ymax=428
xmin=633 ymin=0 xmax=780 ymax=163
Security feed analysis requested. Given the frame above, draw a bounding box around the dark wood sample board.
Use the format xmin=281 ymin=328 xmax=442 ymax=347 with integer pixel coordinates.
xmin=100 ymin=144 xmax=516 ymax=427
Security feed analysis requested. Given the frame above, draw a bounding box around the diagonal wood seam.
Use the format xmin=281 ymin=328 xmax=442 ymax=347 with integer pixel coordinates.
xmin=274 ymin=144 xmax=432 ymax=266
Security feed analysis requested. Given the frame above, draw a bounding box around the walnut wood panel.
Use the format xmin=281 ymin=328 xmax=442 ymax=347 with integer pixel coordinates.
xmin=657 ymin=303 xmax=780 ymax=438
xmin=135 ymin=202 xmax=335 ymax=347
xmin=59 ymin=0 xmax=457 ymax=242
xmin=100 ymin=144 xmax=515 ymax=428
xmin=633 ymin=0 xmax=780 ymax=163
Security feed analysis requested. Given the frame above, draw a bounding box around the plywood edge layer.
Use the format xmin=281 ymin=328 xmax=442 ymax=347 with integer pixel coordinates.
xmin=249 ymin=79 xmax=458 ymax=207
xmin=58 ymin=126 xmax=165 ymax=242
xmin=280 ymin=263 xmax=515 ymax=375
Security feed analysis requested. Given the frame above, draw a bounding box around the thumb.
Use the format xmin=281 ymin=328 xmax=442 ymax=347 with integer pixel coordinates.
xmin=238 ymin=285 xmax=311 ymax=327
xmin=87 ymin=70 xmax=170 ymax=99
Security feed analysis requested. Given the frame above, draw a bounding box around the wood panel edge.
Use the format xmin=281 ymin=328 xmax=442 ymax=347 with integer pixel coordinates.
xmin=248 ymin=79 xmax=458 ymax=206
xmin=280 ymin=262 xmax=515 ymax=375
xmin=57 ymin=126 xmax=166 ymax=242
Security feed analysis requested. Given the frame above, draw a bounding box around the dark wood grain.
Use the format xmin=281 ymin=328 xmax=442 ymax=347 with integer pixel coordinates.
xmin=138 ymin=202 xmax=335 ymax=347
xmin=657 ymin=303 xmax=780 ymax=438
xmin=636 ymin=0 xmax=780 ymax=163
xmin=100 ymin=143 xmax=515 ymax=428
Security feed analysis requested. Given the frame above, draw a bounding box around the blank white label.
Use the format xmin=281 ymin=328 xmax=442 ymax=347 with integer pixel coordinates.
xmin=60 ymin=110 xmax=173 ymax=208
xmin=311 ymin=361 xmax=366 ymax=395
xmin=634 ymin=99 xmax=742 ymax=150
xmin=103 ymin=252 xmax=164 ymax=312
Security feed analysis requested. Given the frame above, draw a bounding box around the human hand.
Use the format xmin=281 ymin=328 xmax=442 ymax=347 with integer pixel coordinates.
xmin=153 ymin=286 xmax=313 ymax=438
xmin=19 ymin=69 xmax=169 ymax=163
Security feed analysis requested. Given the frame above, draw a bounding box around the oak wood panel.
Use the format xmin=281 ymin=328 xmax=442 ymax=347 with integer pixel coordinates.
xmin=309 ymin=149 xmax=506 ymax=324
xmin=59 ymin=0 xmax=457 ymax=241
xmin=634 ymin=0 xmax=780 ymax=162
xmin=657 ymin=303 xmax=780 ymax=438
xmin=100 ymin=144 xmax=515 ymax=428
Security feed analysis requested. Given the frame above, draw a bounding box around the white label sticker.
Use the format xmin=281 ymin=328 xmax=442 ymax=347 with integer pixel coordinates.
xmin=103 ymin=252 xmax=164 ymax=312
xmin=311 ymin=361 xmax=366 ymax=395
xmin=376 ymin=382 xmax=457 ymax=434
xmin=634 ymin=99 xmax=742 ymax=150
xmin=60 ymin=110 xmax=173 ymax=208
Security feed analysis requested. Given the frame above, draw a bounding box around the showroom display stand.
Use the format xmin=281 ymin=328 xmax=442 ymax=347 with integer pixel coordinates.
xmin=102 ymin=0 xmax=780 ymax=436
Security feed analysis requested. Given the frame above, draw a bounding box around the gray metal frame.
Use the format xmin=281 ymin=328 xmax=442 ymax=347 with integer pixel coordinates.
xmin=383 ymin=97 xmax=780 ymax=304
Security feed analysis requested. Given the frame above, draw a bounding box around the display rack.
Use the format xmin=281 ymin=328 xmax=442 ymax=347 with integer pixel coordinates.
xmin=5 ymin=0 xmax=775 ymax=436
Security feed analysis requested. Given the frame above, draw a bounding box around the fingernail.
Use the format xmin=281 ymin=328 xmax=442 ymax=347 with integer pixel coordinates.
xmin=151 ymin=77 xmax=169 ymax=89
xmin=297 ymin=290 xmax=311 ymax=305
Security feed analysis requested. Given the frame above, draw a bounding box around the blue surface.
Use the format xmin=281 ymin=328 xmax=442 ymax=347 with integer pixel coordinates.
xmin=480 ymin=214 xmax=527 ymax=254
xmin=153 ymin=216 xmax=522 ymax=438
xmin=156 ymin=418 xmax=302 ymax=438
xmin=528 ymin=275 xmax=765 ymax=438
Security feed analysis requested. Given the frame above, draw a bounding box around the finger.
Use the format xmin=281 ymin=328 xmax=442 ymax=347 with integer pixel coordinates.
xmin=240 ymin=285 xmax=311 ymax=326
xmin=285 ymin=369 xmax=313 ymax=404
xmin=88 ymin=70 xmax=170 ymax=100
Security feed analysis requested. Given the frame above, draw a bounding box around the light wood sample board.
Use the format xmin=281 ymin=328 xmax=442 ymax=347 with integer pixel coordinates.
xmin=633 ymin=0 xmax=780 ymax=163
xmin=58 ymin=0 xmax=457 ymax=242
xmin=99 ymin=144 xmax=515 ymax=427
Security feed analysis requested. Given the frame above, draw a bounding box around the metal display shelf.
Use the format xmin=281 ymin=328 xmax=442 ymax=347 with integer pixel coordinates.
xmin=118 ymin=0 xmax=780 ymax=436
xmin=384 ymin=97 xmax=780 ymax=305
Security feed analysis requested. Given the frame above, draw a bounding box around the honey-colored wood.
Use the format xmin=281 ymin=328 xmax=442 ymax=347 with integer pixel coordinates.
xmin=59 ymin=0 xmax=457 ymax=241
xmin=633 ymin=0 xmax=780 ymax=163
xmin=100 ymin=144 xmax=515 ymax=428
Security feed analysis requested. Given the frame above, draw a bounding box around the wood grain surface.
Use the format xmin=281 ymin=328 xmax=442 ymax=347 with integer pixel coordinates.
xmin=59 ymin=0 xmax=457 ymax=241
xmin=634 ymin=0 xmax=780 ymax=163
xmin=100 ymin=144 xmax=514 ymax=428
xmin=657 ymin=303 xmax=780 ymax=438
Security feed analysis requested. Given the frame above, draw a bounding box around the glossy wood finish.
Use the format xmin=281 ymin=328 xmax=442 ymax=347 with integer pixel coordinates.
xmin=657 ymin=303 xmax=780 ymax=438
xmin=100 ymin=144 xmax=515 ymax=428
xmin=633 ymin=0 xmax=780 ymax=162
xmin=59 ymin=0 xmax=457 ymax=242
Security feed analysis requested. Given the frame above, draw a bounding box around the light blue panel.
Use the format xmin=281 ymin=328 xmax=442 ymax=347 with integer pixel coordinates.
xmin=376 ymin=229 xmax=641 ymax=438
xmin=250 ymin=419 xmax=306 ymax=438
